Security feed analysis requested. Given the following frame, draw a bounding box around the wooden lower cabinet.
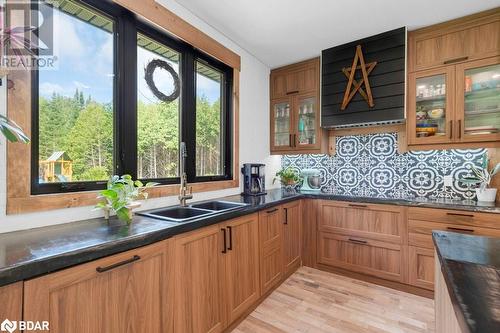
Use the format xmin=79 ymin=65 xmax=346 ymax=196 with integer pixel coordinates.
xmin=283 ymin=200 xmax=301 ymax=276
xmin=174 ymin=225 xmax=226 ymax=333
xmin=435 ymin=253 xmax=461 ymax=333
xmin=222 ymin=215 xmax=260 ymax=324
xmin=318 ymin=232 xmax=407 ymax=283
xmin=409 ymin=246 xmax=435 ymax=290
xmin=259 ymin=206 xmax=284 ymax=294
xmin=174 ymin=214 xmax=260 ymax=333
xmin=0 ymin=282 xmax=23 ymax=325
xmin=23 ymin=240 xmax=173 ymax=333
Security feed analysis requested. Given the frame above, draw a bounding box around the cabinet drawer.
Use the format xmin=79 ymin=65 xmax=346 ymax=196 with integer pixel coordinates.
xmin=408 ymin=246 xmax=435 ymax=290
xmin=408 ymin=207 xmax=500 ymax=229
xmin=318 ymin=232 xmax=407 ymax=283
xmin=408 ymin=219 xmax=500 ymax=249
xmin=318 ymin=201 xmax=406 ymax=244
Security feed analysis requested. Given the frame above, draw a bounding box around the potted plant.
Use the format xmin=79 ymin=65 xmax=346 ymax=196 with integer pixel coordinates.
xmin=95 ymin=175 xmax=158 ymax=224
xmin=460 ymin=156 xmax=500 ymax=202
xmin=273 ymin=167 xmax=302 ymax=187
xmin=1 ymin=114 xmax=30 ymax=143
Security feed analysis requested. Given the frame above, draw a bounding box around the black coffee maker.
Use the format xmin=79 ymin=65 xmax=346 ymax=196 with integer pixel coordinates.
xmin=241 ymin=163 xmax=266 ymax=196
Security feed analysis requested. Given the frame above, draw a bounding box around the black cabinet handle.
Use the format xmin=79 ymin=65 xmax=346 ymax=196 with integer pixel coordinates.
xmin=446 ymin=212 xmax=474 ymax=218
xmin=266 ymin=208 xmax=278 ymax=214
xmin=96 ymin=255 xmax=141 ymax=273
xmin=443 ymin=56 xmax=468 ymax=64
xmin=348 ymin=204 xmax=367 ymax=208
xmin=227 ymin=226 xmax=233 ymax=250
xmin=449 ymin=120 xmax=453 ymax=139
xmin=286 ymin=90 xmax=299 ymax=95
xmin=348 ymin=238 xmax=368 ymax=245
xmin=289 ymin=134 xmax=293 ymax=147
xmin=284 ymin=208 xmax=288 ymax=225
xmin=447 ymin=227 xmax=475 ymax=233
xmin=221 ymin=228 xmax=227 ymax=253
xmin=293 ymin=134 xmax=297 ymax=147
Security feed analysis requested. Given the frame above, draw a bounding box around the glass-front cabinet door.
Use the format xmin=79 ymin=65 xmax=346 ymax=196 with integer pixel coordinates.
xmin=408 ymin=67 xmax=455 ymax=144
xmin=456 ymin=58 xmax=500 ymax=143
xmin=294 ymin=93 xmax=319 ymax=149
xmin=271 ymin=99 xmax=293 ymax=151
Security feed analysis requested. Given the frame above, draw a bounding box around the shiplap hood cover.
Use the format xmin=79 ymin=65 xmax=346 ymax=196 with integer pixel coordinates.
xmin=170 ymin=0 xmax=499 ymax=68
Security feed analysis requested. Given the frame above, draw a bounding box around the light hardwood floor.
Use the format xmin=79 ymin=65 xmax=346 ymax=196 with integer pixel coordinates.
xmin=233 ymin=267 xmax=435 ymax=333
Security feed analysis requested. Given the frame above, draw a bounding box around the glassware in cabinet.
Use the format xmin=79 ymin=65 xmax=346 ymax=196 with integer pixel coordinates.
xmin=296 ymin=95 xmax=318 ymax=147
xmin=272 ymin=100 xmax=292 ymax=148
xmin=459 ymin=61 xmax=500 ymax=141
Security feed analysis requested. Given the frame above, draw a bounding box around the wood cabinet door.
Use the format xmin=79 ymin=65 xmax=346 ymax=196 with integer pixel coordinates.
xmin=270 ymin=71 xmax=288 ymax=99
xmin=23 ymin=240 xmax=172 ymax=333
xmin=270 ymin=97 xmax=294 ymax=152
xmin=0 ymin=282 xmax=23 ymax=325
xmin=282 ymin=201 xmax=301 ymax=276
xmin=455 ymin=56 xmax=500 ymax=143
xmin=258 ymin=206 xmax=284 ymax=294
xmin=174 ymin=225 xmax=226 ymax=333
xmin=318 ymin=232 xmax=407 ymax=283
xmin=293 ymin=92 xmax=321 ymax=151
xmin=286 ymin=63 xmax=318 ymax=95
xmin=409 ymin=246 xmax=435 ymax=290
xmin=222 ymin=214 xmax=260 ymax=323
xmin=408 ymin=66 xmax=456 ymax=145
xmin=318 ymin=201 xmax=406 ymax=244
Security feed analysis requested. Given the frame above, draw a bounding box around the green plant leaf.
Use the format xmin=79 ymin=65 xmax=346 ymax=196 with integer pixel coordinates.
xmin=116 ymin=207 xmax=131 ymax=223
xmin=490 ymin=163 xmax=500 ymax=176
xmin=100 ymin=189 xmax=118 ymax=199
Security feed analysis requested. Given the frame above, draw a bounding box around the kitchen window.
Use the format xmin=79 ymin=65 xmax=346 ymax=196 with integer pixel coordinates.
xmin=31 ymin=0 xmax=233 ymax=194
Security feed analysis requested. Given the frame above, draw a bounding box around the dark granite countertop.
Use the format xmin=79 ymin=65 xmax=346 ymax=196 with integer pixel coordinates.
xmin=1 ymin=188 xmax=499 ymax=287
xmin=433 ymin=231 xmax=500 ymax=333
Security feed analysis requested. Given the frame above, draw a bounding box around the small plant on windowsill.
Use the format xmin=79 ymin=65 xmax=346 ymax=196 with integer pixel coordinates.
xmin=95 ymin=175 xmax=158 ymax=224
xmin=460 ymin=155 xmax=500 ymax=203
xmin=0 ymin=114 xmax=30 ymax=143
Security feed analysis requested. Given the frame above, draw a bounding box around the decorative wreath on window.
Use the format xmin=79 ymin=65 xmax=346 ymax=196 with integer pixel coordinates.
xmin=144 ymin=59 xmax=180 ymax=102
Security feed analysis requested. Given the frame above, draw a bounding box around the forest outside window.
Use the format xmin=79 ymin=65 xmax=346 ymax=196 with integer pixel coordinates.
xmin=31 ymin=0 xmax=233 ymax=195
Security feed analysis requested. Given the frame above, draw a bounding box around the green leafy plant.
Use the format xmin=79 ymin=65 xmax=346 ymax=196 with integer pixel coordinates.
xmin=460 ymin=155 xmax=500 ymax=191
xmin=273 ymin=167 xmax=302 ymax=186
xmin=95 ymin=174 xmax=158 ymax=224
xmin=0 ymin=114 xmax=30 ymax=143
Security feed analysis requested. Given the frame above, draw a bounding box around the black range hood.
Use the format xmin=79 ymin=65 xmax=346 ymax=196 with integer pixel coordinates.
xmin=321 ymin=27 xmax=406 ymax=128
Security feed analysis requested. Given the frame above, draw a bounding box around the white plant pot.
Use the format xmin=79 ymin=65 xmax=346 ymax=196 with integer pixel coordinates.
xmin=475 ymin=188 xmax=497 ymax=202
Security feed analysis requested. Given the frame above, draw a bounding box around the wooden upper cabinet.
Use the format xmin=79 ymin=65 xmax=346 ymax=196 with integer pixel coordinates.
xmin=259 ymin=206 xmax=284 ymax=294
xmin=174 ymin=225 xmax=226 ymax=333
xmin=271 ymin=59 xmax=318 ymax=99
xmin=23 ymin=240 xmax=173 ymax=333
xmin=222 ymin=214 xmax=260 ymax=324
xmin=409 ymin=9 xmax=500 ymax=72
xmin=0 ymin=282 xmax=23 ymax=325
xmin=270 ymin=58 xmax=327 ymax=154
xmin=282 ymin=200 xmax=301 ymax=276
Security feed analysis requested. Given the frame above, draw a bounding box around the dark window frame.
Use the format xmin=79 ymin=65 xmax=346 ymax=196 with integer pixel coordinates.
xmin=31 ymin=0 xmax=233 ymax=195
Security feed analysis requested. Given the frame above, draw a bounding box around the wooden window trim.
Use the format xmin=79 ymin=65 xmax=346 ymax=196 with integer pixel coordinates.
xmin=6 ymin=3 xmax=240 ymax=215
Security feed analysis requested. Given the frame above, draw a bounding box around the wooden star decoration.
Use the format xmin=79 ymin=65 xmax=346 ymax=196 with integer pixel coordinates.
xmin=341 ymin=45 xmax=377 ymax=110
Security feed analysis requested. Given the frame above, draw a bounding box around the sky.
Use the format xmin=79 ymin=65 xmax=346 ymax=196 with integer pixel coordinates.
xmin=39 ymin=7 xmax=221 ymax=105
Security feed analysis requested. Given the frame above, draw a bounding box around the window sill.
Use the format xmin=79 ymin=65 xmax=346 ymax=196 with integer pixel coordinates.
xmin=7 ymin=179 xmax=239 ymax=215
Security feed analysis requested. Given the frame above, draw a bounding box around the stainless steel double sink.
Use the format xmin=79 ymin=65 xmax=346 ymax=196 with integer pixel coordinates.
xmin=137 ymin=200 xmax=248 ymax=223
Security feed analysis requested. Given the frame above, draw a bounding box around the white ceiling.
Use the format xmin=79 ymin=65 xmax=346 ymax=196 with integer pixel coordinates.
xmin=173 ymin=0 xmax=500 ymax=68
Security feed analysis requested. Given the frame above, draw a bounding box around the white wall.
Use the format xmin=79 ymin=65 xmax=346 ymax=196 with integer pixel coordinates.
xmin=0 ymin=0 xmax=281 ymax=234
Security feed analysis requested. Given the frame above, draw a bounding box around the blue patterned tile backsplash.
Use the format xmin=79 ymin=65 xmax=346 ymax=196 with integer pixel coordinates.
xmin=281 ymin=133 xmax=487 ymax=200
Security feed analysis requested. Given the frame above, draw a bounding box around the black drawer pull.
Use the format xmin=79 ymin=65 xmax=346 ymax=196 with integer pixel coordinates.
xmin=286 ymin=90 xmax=299 ymax=95
xmin=266 ymin=208 xmax=278 ymax=214
xmin=447 ymin=227 xmax=474 ymax=233
xmin=221 ymin=228 xmax=227 ymax=253
xmin=348 ymin=204 xmax=367 ymax=208
xmin=284 ymin=208 xmax=288 ymax=225
xmin=443 ymin=56 xmax=468 ymax=64
xmin=96 ymin=255 xmax=140 ymax=273
xmin=227 ymin=226 xmax=233 ymax=250
xmin=348 ymin=238 xmax=368 ymax=245
xmin=446 ymin=212 xmax=474 ymax=218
